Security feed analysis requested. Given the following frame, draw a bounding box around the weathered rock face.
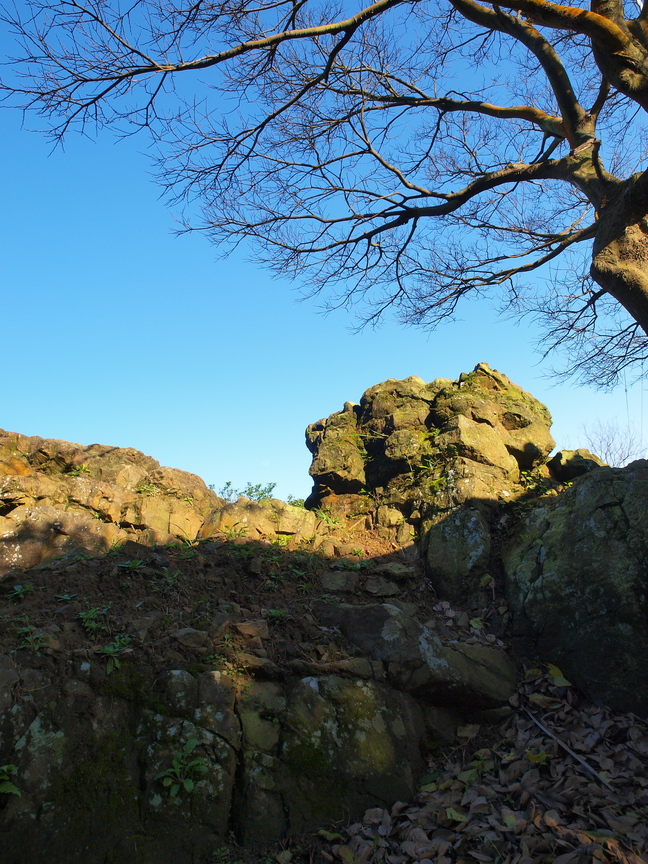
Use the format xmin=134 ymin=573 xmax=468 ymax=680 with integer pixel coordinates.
xmin=503 ymin=462 xmax=648 ymax=714
xmin=306 ymin=364 xmax=554 ymax=512
xmin=306 ymin=364 xmax=556 ymax=601
xmin=0 ymin=649 xmax=430 ymax=863
xmin=312 ymin=601 xmax=517 ymax=711
xmin=259 ymin=676 xmax=425 ymax=841
xmin=0 ymin=430 xmax=318 ymax=576
xmin=0 ymin=565 xmax=517 ymax=863
xmin=423 ymin=507 xmax=492 ymax=602
xmin=0 ymin=429 xmax=222 ymax=573
xmin=198 ymin=497 xmax=319 ymax=542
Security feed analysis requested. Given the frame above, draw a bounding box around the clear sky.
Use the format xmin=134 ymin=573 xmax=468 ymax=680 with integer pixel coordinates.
xmin=2 ymin=103 xmax=647 ymax=500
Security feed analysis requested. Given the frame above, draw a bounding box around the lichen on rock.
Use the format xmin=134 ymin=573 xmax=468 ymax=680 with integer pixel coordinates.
xmin=280 ymin=675 xmax=424 ymax=835
xmin=503 ymin=461 xmax=648 ymax=713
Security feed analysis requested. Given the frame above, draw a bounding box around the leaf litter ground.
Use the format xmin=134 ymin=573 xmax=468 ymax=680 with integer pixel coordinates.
xmin=316 ymin=667 xmax=648 ymax=864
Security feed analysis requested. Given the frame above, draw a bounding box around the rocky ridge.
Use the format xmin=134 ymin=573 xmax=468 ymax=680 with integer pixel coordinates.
xmin=0 ymin=429 xmax=322 ymax=575
xmin=1 ymin=364 xmax=647 ymax=864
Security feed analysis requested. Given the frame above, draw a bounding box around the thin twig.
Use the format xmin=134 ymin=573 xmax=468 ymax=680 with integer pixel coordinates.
xmin=524 ymin=707 xmax=614 ymax=791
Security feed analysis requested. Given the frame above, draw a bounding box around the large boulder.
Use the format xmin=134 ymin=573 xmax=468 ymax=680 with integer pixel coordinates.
xmin=305 ymin=364 xmax=556 ymax=601
xmin=312 ymin=601 xmax=517 ymax=711
xmin=276 ymin=676 xmax=424 ymax=838
xmin=423 ymin=507 xmax=492 ymax=601
xmin=306 ymin=403 xmax=366 ymax=493
xmin=546 ymin=448 xmax=606 ymax=481
xmin=503 ymin=462 xmax=648 ymax=713
xmin=198 ymin=498 xmax=318 ymax=543
xmin=431 ymin=363 xmax=555 ymax=470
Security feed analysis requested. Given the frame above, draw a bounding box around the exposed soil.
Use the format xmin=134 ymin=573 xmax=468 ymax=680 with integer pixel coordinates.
xmin=0 ymin=520 xmax=511 ymax=683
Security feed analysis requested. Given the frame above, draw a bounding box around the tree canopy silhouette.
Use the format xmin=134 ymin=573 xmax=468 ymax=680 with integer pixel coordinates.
xmin=4 ymin=0 xmax=648 ymax=384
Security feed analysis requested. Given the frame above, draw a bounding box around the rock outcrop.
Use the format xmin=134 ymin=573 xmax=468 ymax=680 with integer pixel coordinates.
xmin=304 ymin=365 xmax=648 ymax=714
xmin=503 ymin=460 xmax=648 ymax=714
xmin=0 ymin=650 xmax=426 ymax=860
xmin=5 ymin=362 xmax=648 ymax=863
xmin=546 ymin=447 xmax=606 ymax=481
xmin=0 ymin=533 xmax=517 ymax=863
xmin=0 ymin=430 xmax=318 ymax=576
xmin=312 ymin=601 xmax=516 ymax=711
xmin=0 ymin=429 xmax=222 ymax=573
xmin=306 ymin=363 xmax=556 ymax=601
xmin=198 ymin=497 xmax=319 ymax=542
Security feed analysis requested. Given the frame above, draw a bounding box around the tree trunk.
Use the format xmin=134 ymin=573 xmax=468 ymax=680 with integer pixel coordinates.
xmin=591 ymin=172 xmax=648 ymax=335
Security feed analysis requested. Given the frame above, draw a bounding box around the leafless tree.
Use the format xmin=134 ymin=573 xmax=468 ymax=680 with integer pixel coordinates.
xmin=580 ymin=418 xmax=647 ymax=465
xmin=4 ymin=0 xmax=648 ymax=385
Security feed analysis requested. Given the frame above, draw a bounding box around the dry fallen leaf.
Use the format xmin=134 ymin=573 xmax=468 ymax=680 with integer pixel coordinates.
xmin=456 ymin=724 xmax=480 ymax=739
xmin=547 ymin=662 xmax=572 ymax=688
xmin=317 ymin=663 xmax=648 ymax=864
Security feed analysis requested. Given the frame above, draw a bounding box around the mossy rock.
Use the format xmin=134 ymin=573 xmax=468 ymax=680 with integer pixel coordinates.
xmin=358 ymin=376 xmax=441 ymax=429
xmin=384 ymin=429 xmax=430 ymax=462
xmin=304 ymin=364 xmax=555 ymax=518
xmin=423 ymin=506 xmax=491 ymax=601
xmin=279 ymin=675 xmax=424 ymax=834
xmin=431 ymin=364 xmax=554 ymax=469
xmin=503 ymin=463 xmax=648 ymax=713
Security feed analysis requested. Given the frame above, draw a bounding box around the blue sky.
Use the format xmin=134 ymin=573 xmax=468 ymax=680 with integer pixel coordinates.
xmin=2 ymin=105 xmax=647 ymax=500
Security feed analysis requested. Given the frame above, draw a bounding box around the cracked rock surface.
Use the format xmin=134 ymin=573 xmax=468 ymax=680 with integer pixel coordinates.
xmin=504 ymin=461 xmax=648 ymax=714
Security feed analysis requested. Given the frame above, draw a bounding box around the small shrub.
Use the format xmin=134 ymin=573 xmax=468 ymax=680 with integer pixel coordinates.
xmin=223 ymin=523 xmax=248 ymax=540
xmin=0 ymin=765 xmax=20 ymax=796
xmin=155 ymin=739 xmax=209 ymax=798
xmin=8 ymin=584 xmax=34 ymax=601
xmin=117 ymin=559 xmax=145 ymax=572
xmin=15 ymin=620 xmax=45 ymax=654
xmin=519 ymin=469 xmax=551 ymax=494
xmin=314 ymin=507 xmax=341 ymax=527
xmin=217 ymin=481 xmax=277 ymax=502
xmin=152 ymin=569 xmax=181 ymax=593
xmin=286 ymin=495 xmax=306 ymax=508
xmin=271 ymin=536 xmax=289 ymax=547
xmin=136 ymin=482 xmax=159 ymax=495
xmin=68 ymin=463 xmax=91 ymax=477
xmin=97 ymin=634 xmax=132 ymax=674
xmin=78 ymin=603 xmax=112 ymax=636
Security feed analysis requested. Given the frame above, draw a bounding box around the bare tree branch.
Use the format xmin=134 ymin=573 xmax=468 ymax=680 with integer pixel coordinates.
xmin=4 ymin=0 xmax=648 ymax=386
